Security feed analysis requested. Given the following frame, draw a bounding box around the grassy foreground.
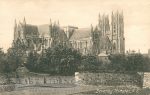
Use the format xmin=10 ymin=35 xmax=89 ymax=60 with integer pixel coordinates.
xmin=71 ymin=86 xmax=150 ymax=95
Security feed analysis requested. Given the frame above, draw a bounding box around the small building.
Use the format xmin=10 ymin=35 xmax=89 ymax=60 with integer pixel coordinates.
xmin=97 ymin=51 xmax=110 ymax=64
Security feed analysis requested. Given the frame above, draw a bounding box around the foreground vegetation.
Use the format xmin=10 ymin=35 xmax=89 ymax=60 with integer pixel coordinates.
xmin=73 ymin=87 xmax=150 ymax=95
xmin=0 ymin=43 xmax=150 ymax=75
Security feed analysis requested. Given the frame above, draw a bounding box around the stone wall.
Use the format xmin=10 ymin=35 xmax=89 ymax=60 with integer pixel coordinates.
xmin=11 ymin=72 xmax=75 ymax=86
xmin=0 ymin=85 xmax=15 ymax=92
xmin=143 ymin=72 xmax=150 ymax=88
xmin=0 ymin=71 xmax=148 ymax=88
xmin=75 ymin=72 xmax=143 ymax=87
xmin=13 ymin=76 xmax=75 ymax=85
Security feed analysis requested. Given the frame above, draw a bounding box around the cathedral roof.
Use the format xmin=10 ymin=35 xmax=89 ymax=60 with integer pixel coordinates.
xmin=19 ymin=24 xmax=39 ymax=36
xmin=69 ymin=28 xmax=91 ymax=41
xmin=38 ymin=24 xmax=50 ymax=37
xmin=58 ymin=29 xmax=68 ymax=41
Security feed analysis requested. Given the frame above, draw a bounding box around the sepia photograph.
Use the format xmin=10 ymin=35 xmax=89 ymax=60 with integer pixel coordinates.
xmin=0 ymin=0 xmax=150 ymax=95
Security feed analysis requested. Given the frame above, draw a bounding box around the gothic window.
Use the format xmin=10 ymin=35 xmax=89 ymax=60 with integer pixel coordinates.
xmin=113 ymin=25 xmax=116 ymax=33
xmin=113 ymin=43 xmax=116 ymax=50
xmin=33 ymin=38 xmax=37 ymax=44
xmin=85 ymin=41 xmax=88 ymax=48
xmin=45 ymin=39 xmax=48 ymax=46
xmin=119 ymin=31 xmax=121 ymax=37
xmin=77 ymin=42 xmax=80 ymax=49
xmin=113 ymin=25 xmax=116 ymax=28
xmin=113 ymin=30 xmax=116 ymax=33
xmin=80 ymin=42 xmax=82 ymax=48
xmin=18 ymin=30 xmax=21 ymax=37
xmin=75 ymin=42 xmax=77 ymax=49
xmin=95 ymin=33 xmax=99 ymax=39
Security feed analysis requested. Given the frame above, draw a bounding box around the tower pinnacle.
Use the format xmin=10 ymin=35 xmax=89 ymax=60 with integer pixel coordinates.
xmin=23 ymin=17 xmax=26 ymax=25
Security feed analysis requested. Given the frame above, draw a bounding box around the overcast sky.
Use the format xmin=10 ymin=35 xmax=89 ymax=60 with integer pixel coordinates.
xmin=0 ymin=0 xmax=150 ymax=53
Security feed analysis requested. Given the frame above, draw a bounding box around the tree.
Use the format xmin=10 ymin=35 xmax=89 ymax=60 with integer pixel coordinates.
xmin=0 ymin=48 xmax=14 ymax=84
xmin=0 ymin=48 xmax=7 ymax=73
xmin=25 ymin=44 xmax=82 ymax=75
xmin=143 ymin=56 xmax=150 ymax=72
xmin=126 ymin=54 xmax=145 ymax=71
xmin=45 ymin=44 xmax=81 ymax=75
xmin=79 ymin=55 xmax=100 ymax=71
xmin=108 ymin=54 xmax=127 ymax=72
xmin=6 ymin=39 xmax=27 ymax=72
xmin=108 ymin=53 xmax=147 ymax=72
xmin=6 ymin=47 xmax=24 ymax=72
xmin=25 ymin=52 xmax=39 ymax=72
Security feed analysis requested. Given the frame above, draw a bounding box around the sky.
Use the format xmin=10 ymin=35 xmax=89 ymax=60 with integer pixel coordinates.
xmin=0 ymin=0 xmax=150 ymax=53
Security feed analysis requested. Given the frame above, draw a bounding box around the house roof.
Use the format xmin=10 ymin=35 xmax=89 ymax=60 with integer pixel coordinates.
xmin=38 ymin=24 xmax=50 ymax=37
xmin=69 ymin=28 xmax=91 ymax=41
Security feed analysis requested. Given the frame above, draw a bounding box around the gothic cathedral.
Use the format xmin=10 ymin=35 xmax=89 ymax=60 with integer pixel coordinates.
xmin=13 ymin=11 xmax=125 ymax=56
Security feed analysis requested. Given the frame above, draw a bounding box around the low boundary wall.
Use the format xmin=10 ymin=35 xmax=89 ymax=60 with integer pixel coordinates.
xmin=75 ymin=72 xmax=143 ymax=87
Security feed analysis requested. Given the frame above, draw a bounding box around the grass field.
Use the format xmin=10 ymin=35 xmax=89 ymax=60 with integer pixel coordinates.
xmin=0 ymin=85 xmax=150 ymax=95
xmin=71 ymin=86 xmax=150 ymax=95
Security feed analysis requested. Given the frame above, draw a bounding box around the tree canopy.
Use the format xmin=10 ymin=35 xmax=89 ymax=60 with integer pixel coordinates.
xmin=0 ymin=44 xmax=150 ymax=75
xmin=25 ymin=44 xmax=82 ymax=75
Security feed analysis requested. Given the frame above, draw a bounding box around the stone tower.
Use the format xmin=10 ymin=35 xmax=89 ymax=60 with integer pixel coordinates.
xmin=49 ymin=20 xmax=60 ymax=47
xmin=13 ymin=18 xmax=26 ymax=43
xmin=14 ymin=19 xmax=18 ymax=42
xmin=111 ymin=11 xmax=125 ymax=54
xmin=98 ymin=14 xmax=110 ymax=37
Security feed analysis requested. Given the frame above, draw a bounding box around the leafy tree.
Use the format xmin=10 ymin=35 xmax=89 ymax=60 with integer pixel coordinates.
xmin=108 ymin=53 xmax=148 ymax=72
xmin=6 ymin=39 xmax=27 ymax=72
xmin=25 ymin=52 xmax=39 ymax=72
xmin=108 ymin=54 xmax=127 ymax=72
xmin=0 ymin=48 xmax=13 ymax=84
xmin=25 ymin=44 xmax=82 ymax=75
xmin=126 ymin=54 xmax=144 ymax=71
xmin=79 ymin=55 xmax=100 ymax=71
xmin=44 ymin=44 xmax=81 ymax=75
xmin=6 ymin=47 xmax=24 ymax=72
xmin=0 ymin=48 xmax=7 ymax=73
xmin=143 ymin=56 xmax=150 ymax=72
